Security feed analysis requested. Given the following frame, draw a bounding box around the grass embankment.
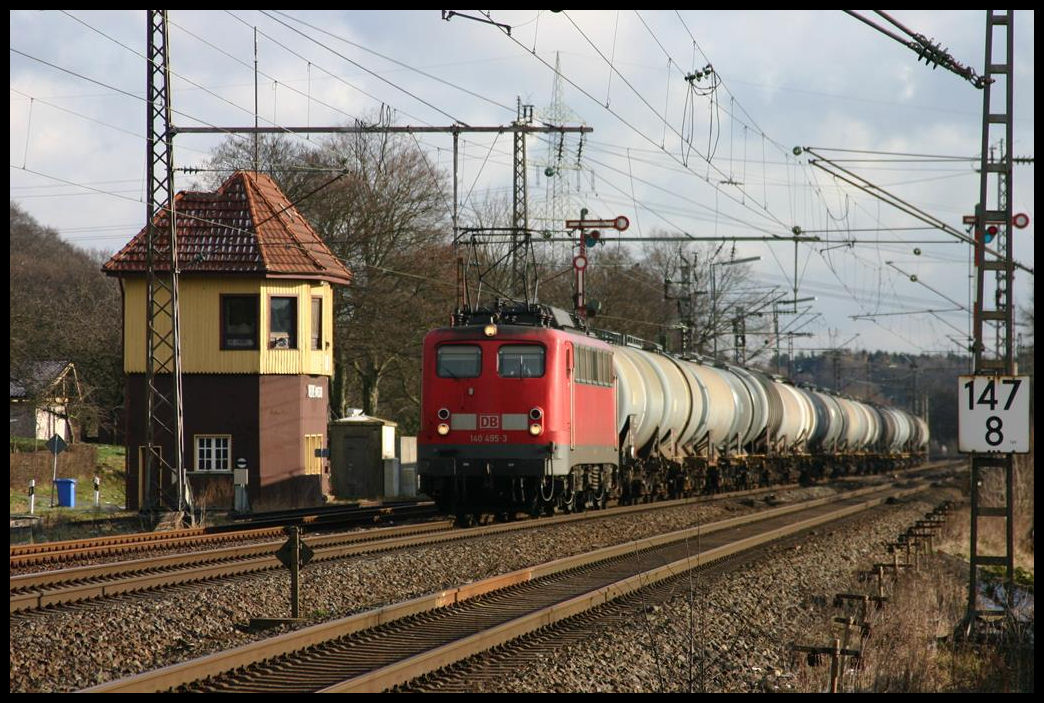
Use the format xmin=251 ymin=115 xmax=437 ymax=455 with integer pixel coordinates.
xmin=10 ymin=438 xmax=139 ymax=541
xmin=793 ymin=452 xmax=1033 ymax=693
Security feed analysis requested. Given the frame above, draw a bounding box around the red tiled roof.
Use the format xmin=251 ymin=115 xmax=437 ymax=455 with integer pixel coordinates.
xmin=102 ymin=171 xmax=352 ymax=285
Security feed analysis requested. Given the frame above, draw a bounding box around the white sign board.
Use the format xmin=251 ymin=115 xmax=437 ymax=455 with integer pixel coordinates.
xmin=958 ymin=375 xmax=1031 ymax=453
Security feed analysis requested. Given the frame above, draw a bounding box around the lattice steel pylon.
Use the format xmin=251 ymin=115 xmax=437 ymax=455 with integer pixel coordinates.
xmin=533 ymin=53 xmax=590 ymax=262
xmin=965 ymin=9 xmax=1015 ymax=636
xmin=143 ymin=9 xmax=192 ymax=519
xmin=511 ymin=99 xmax=534 ymax=302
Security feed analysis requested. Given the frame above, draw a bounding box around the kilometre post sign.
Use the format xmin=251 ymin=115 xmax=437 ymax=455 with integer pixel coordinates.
xmin=958 ymin=375 xmax=1030 ymax=453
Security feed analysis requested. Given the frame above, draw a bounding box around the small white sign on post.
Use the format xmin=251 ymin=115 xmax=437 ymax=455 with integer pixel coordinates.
xmin=958 ymin=375 xmax=1031 ymax=453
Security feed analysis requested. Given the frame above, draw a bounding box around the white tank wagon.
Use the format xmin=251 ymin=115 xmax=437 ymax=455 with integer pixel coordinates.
xmin=806 ymin=388 xmax=846 ymax=453
xmin=722 ymin=363 xmax=772 ymax=452
xmin=857 ymin=400 xmax=883 ymax=450
xmin=614 ymin=346 xmax=702 ymax=458
xmin=771 ymin=379 xmax=817 ymax=452
xmin=745 ymin=367 xmax=786 ymax=451
xmin=835 ymin=396 xmax=868 ymax=451
xmin=909 ymin=414 xmax=930 ymax=452
xmin=875 ymin=405 xmax=913 ymax=454
xmin=613 ymin=345 xmax=662 ymax=453
xmin=684 ymin=360 xmax=746 ymax=457
xmin=608 ymin=338 xmax=929 ymax=498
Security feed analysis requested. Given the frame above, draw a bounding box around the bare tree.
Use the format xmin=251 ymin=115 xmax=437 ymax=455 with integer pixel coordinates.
xmin=9 ymin=203 xmax=123 ymax=440
xmin=205 ymin=122 xmax=455 ymax=427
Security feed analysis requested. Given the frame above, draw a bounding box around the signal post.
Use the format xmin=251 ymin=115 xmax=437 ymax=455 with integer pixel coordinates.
xmin=958 ymin=11 xmax=1031 ymax=639
xmin=565 ymin=210 xmax=630 ymax=323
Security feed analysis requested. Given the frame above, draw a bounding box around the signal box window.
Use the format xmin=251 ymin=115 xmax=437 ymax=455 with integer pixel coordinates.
xmin=195 ymin=435 xmax=231 ymax=472
xmin=311 ymin=297 xmax=323 ymax=350
xmin=269 ymin=296 xmax=298 ymax=349
xmin=437 ymin=345 xmax=481 ymax=378
xmin=498 ymin=344 xmax=545 ymax=378
xmin=221 ymin=295 xmax=259 ymax=350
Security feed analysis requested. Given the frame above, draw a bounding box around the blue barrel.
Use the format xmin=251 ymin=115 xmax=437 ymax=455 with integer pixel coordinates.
xmin=56 ymin=478 xmax=77 ymax=507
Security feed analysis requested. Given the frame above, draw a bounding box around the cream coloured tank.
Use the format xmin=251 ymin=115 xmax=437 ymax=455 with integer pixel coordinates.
xmin=772 ymin=379 xmax=815 ymax=451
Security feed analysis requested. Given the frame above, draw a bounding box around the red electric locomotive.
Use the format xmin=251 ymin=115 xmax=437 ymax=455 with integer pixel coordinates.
xmin=418 ymin=303 xmax=617 ymax=523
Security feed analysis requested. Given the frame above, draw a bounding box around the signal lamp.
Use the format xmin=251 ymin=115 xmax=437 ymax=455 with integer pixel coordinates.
xmin=529 ymin=407 xmax=544 ymax=421
xmin=437 ymin=423 xmax=450 ymax=436
xmin=984 ymin=225 xmax=999 ymax=244
xmin=437 ymin=407 xmax=450 ymax=420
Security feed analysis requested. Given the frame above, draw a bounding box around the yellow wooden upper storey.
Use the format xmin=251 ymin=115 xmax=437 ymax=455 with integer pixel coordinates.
xmin=121 ymin=277 xmax=334 ymax=376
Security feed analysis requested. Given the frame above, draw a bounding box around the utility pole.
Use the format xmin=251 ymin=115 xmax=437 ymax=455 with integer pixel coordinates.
xmin=512 ymin=99 xmax=534 ymax=300
xmin=732 ymin=310 xmax=747 ymax=365
xmin=962 ymin=10 xmax=1026 ymax=639
xmin=771 ymin=296 xmax=815 ymax=376
xmin=664 ymin=252 xmax=706 ymax=355
xmin=534 ymin=52 xmax=590 ymax=261
xmin=710 ymin=255 xmax=760 ymax=358
xmin=144 ymin=10 xmax=191 ymax=521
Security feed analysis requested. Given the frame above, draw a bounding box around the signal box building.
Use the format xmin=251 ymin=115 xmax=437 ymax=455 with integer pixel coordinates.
xmin=103 ymin=171 xmax=352 ymax=511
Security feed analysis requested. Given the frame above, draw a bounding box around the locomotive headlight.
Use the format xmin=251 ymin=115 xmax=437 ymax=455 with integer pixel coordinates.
xmin=483 ymin=323 xmax=498 ymax=337
xmin=529 ymin=422 xmax=543 ymax=436
xmin=437 ymin=407 xmax=450 ymax=420
xmin=437 ymin=423 xmax=450 ymax=436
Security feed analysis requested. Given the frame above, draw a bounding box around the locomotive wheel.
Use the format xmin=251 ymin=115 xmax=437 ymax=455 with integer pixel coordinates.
xmin=526 ymin=488 xmax=542 ymax=518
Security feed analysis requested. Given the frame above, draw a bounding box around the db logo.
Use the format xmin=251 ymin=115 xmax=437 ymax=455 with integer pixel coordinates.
xmin=479 ymin=414 xmax=500 ymax=429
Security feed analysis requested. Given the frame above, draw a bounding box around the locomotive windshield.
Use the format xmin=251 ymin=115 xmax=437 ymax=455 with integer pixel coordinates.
xmin=498 ymin=344 xmax=545 ymax=378
xmin=436 ymin=344 xmax=481 ymax=378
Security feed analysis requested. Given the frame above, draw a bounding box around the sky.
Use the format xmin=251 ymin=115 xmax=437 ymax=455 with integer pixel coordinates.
xmin=9 ymin=10 xmax=1035 ymax=359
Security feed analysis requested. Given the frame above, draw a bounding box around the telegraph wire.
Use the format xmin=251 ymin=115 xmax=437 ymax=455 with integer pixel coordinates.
xmin=495 ymin=11 xmax=795 ymax=236
xmin=263 ymin=10 xmax=505 ymax=126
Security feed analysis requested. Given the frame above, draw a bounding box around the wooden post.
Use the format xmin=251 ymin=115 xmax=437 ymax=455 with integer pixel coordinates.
xmin=289 ymin=525 xmax=301 ymax=619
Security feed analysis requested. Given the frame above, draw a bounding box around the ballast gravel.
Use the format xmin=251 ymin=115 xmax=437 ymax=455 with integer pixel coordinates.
xmin=9 ymin=481 xmax=963 ymax=693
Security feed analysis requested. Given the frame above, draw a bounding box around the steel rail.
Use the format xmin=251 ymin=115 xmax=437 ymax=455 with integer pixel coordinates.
xmin=81 ymin=480 xmax=934 ymax=692
xmin=12 ymin=463 xmax=960 ymax=614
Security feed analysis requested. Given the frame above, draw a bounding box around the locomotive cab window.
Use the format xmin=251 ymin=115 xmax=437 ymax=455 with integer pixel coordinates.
xmin=437 ymin=345 xmax=482 ymax=378
xmin=498 ymin=344 xmax=545 ymax=378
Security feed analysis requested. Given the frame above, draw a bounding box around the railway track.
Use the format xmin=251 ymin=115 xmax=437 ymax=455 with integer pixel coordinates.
xmin=11 ymin=461 xmax=958 ymax=576
xmin=81 ymin=478 xmax=934 ymax=693
xmin=9 ymin=485 xmax=778 ymax=614
xmin=10 ymin=463 xmax=962 ymax=615
xmin=9 ymin=500 xmax=440 ymax=571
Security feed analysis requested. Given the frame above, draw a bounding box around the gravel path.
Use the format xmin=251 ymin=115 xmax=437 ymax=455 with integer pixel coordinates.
xmin=9 ymin=480 xmax=961 ymax=693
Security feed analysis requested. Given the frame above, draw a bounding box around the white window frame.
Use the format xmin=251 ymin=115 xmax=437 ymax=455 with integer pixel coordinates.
xmin=194 ymin=434 xmax=232 ymax=472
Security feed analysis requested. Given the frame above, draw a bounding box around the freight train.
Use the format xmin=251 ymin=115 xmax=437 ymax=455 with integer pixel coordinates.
xmin=417 ymin=302 xmax=929 ymax=524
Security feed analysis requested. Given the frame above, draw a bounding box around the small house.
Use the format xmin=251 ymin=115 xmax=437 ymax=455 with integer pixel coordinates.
xmin=9 ymin=361 xmax=83 ymax=442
